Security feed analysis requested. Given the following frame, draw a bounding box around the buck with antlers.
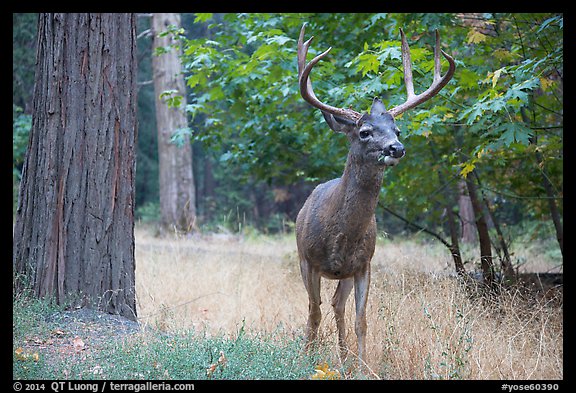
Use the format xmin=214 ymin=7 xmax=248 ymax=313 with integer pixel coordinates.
xmin=295 ymin=23 xmax=455 ymax=366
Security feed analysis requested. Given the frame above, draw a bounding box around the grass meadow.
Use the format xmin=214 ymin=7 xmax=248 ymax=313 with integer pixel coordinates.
xmin=133 ymin=225 xmax=563 ymax=380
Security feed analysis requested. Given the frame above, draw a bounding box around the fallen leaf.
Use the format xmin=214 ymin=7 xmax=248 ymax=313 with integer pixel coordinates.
xmin=206 ymin=363 xmax=217 ymax=378
xmin=73 ymin=337 xmax=85 ymax=352
xmin=15 ymin=347 xmax=27 ymax=361
xmin=311 ymin=362 xmax=341 ymax=380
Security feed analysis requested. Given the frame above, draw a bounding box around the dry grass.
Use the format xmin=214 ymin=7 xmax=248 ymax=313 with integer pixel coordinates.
xmin=134 ymin=225 xmax=563 ymax=380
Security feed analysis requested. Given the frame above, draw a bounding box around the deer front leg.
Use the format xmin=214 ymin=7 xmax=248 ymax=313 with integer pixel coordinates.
xmin=331 ymin=277 xmax=353 ymax=361
xmin=354 ymin=266 xmax=370 ymax=365
xmin=300 ymin=260 xmax=322 ymax=351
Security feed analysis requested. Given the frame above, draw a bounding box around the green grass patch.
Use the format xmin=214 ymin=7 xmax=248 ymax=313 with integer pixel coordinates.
xmin=13 ymin=293 xmax=331 ymax=380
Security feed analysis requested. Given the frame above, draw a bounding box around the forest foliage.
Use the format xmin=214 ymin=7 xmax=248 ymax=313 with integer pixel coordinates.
xmin=13 ymin=13 xmax=563 ymax=245
xmin=173 ymin=13 xmax=562 ymax=234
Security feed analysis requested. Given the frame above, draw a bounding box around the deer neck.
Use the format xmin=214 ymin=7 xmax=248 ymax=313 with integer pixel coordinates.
xmin=333 ymin=153 xmax=385 ymax=234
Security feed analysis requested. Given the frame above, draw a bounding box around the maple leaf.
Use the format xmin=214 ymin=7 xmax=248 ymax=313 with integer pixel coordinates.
xmin=460 ymin=162 xmax=475 ymax=178
xmin=467 ymin=29 xmax=487 ymax=44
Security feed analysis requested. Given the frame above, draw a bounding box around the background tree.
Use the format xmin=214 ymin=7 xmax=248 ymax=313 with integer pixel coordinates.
xmin=152 ymin=13 xmax=197 ymax=233
xmin=13 ymin=13 xmax=138 ymax=320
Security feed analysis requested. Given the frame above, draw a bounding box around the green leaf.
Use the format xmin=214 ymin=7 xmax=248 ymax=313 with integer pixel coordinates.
xmin=159 ymin=90 xmax=183 ymax=108
xmin=356 ymin=53 xmax=380 ymax=76
xmin=170 ymin=127 xmax=193 ymax=147
xmin=208 ymin=86 xmax=225 ymax=101
xmin=497 ymin=122 xmax=533 ymax=147
xmin=186 ymin=73 xmax=205 ymax=89
xmin=253 ymin=44 xmax=275 ymax=60
xmin=537 ymin=15 xmax=562 ymax=34
xmin=194 ymin=13 xmax=213 ymax=23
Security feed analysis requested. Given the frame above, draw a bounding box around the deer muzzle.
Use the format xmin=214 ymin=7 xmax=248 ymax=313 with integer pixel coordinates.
xmin=378 ymin=142 xmax=405 ymax=167
xmin=385 ymin=142 xmax=405 ymax=159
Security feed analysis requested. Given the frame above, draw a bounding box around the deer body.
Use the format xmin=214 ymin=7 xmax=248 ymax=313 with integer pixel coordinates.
xmin=296 ymin=154 xmax=382 ymax=363
xmin=295 ymin=23 xmax=455 ymax=367
xmin=295 ymin=103 xmax=404 ymax=363
xmin=296 ymin=155 xmax=382 ymax=279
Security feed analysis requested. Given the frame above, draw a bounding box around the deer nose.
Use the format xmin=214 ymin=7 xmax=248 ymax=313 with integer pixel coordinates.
xmin=386 ymin=142 xmax=405 ymax=159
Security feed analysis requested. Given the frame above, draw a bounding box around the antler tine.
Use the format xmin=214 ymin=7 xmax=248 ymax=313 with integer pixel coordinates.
xmin=388 ymin=29 xmax=456 ymax=118
xmin=400 ymin=29 xmax=415 ymax=100
xmin=297 ymin=23 xmax=313 ymax=80
xmin=297 ymin=24 xmax=362 ymax=122
xmin=433 ymin=30 xmax=442 ymax=83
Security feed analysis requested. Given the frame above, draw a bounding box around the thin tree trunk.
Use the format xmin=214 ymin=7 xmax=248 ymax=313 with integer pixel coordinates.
xmin=473 ymin=171 xmax=516 ymax=283
xmin=381 ymin=205 xmax=466 ymax=276
xmin=540 ymin=164 xmax=563 ymax=257
xmin=440 ymin=178 xmax=465 ymax=276
xmin=520 ymin=108 xmax=563 ymax=257
xmin=152 ymin=13 xmax=196 ymax=233
xmin=13 ymin=13 xmax=138 ymax=319
xmin=427 ymin=141 xmax=465 ymax=276
xmin=458 ymin=180 xmax=477 ymax=244
xmin=465 ymin=171 xmax=495 ymax=288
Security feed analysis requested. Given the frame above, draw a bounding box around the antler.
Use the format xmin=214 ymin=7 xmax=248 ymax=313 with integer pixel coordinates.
xmin=388 ymin=29 xmax=456 ymax=117
xmin=297 ymin=23 xmax=362 ymax=123
xmin=297 ymin=23 xmax=456 ymax=120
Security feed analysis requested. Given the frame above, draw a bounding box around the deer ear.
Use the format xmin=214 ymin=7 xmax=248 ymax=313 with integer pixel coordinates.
xmin=370 ymin=97 xmax=388 ymax=116
xmin=322 ymin=111 xmax=356 ymax=133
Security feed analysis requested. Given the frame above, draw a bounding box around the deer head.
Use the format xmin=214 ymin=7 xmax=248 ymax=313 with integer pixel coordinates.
xmin=322 ymin=97 xmax=405 ymax=167
xmin=297 ymin=23 xmax=456 ymax=167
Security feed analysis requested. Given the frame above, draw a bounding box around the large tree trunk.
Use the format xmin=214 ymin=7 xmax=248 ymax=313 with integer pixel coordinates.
xmin=13 ymin=13 xmax=138 ymax=320
xmin=152 ymin=13 xmax=196 ymax=233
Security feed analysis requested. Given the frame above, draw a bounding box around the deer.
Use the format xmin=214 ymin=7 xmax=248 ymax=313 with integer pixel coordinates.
xmin=295 ymin=23 xmax=455 ymax=367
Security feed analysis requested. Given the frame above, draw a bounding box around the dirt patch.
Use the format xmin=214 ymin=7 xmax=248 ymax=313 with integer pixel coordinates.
xmin=18 ymin=307 xmax=141 ymax=376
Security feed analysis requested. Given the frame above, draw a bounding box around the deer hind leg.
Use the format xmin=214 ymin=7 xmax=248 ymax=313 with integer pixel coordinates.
xmin=300 ymin=259 xmax=322 ymax=352
xmin=331 ymin=277 xmax=353 ymax=361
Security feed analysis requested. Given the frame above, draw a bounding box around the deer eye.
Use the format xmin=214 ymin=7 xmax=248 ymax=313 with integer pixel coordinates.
xmin=358 ymin=126 xmax=373 ymax=140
